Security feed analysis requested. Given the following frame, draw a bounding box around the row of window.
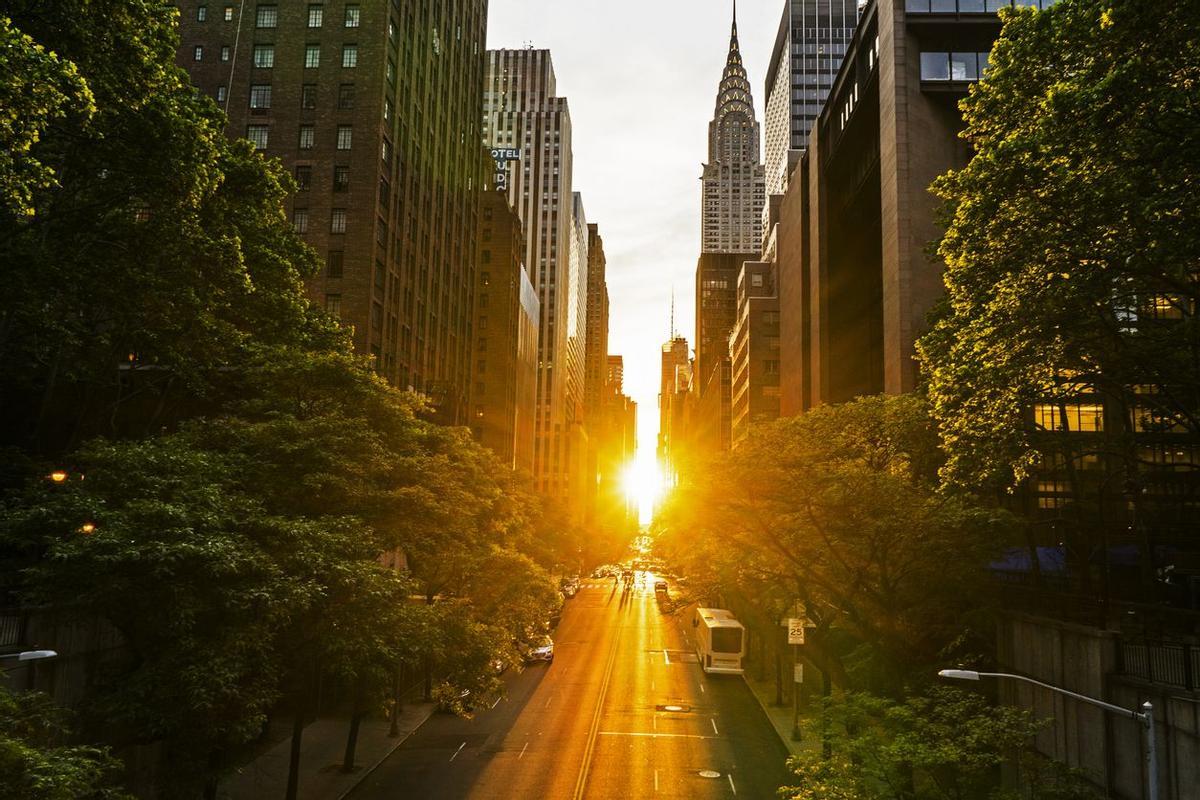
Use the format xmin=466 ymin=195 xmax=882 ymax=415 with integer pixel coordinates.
xmin=920 ymin=51 xmax=992 ymax=82
xmin=294 ymin=164 xmax=351 ymax=192
xmin=194 ymin=41 xmax=360 ymax=69
xmin=195 ymin=4 xmax=362 ymax=28
xmin=906 ymin=0 xmax=1057 ymax=11
xmin=245 ymin=83 xmax=359 ymax=111
xmin=293 ymin=208 xmax=348 ymax=234
xmin=245 ymin=123 xmax=353 ymax=150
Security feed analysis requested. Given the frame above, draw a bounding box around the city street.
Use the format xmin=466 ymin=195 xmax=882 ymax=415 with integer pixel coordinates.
xmin=349 ymin=575 xmax=793 ymax=799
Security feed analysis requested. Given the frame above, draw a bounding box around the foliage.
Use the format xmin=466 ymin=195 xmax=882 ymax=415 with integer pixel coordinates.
xmin=0 ymin=1 xmax=344 ymax=459
xmin=781 ymin=688 xmax=1100 ymax=800
xmin=658 ymin=395 xmax=1011 ymax=692
xmin=0 ymin=15 xmax=93 ymax=216
xmin=0 ymin=684 xmax=131 ymax=800
xmin=917 ymin=0 xmax=1200 ymax=490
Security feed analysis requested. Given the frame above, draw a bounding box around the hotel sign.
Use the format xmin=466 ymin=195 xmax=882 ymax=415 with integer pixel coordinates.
xmin=491 ymin=147 xmax=520 ymax=192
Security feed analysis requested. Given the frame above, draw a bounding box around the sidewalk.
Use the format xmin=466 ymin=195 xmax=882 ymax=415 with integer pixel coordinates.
xmin=218 ymin=703 xmax=435 ymax=800
xmin=743 ymin=671 xmax=814 ymax=758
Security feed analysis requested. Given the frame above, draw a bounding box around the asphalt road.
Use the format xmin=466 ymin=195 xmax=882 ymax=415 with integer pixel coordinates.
xmin=349 ymin=574 xmax=793 ymax=799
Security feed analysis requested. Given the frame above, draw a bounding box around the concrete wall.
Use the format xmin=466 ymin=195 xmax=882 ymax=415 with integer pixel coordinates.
xmin=1000 ymin=614 xmax=1200 ymax=799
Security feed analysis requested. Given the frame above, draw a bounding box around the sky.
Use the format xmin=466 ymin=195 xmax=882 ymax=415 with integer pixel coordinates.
xmin=487 ymin=0 xmax=784 ymax=490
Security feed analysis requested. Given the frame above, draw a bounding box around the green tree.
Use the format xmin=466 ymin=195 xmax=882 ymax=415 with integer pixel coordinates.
xmin=0 ymin=15 xmax=92 ymax=216
xmin=917 ymin=0 xmax=1200 ymax=492
xmin=0 ymin=1 xmax=343 ymax=459
xmin=781 ymin=688 xmax=1100 ymax=800
xmin=658 ymin=396 xmax=1010 ymax=692
xmin=0 ymin=683 xmax=131 ymax=800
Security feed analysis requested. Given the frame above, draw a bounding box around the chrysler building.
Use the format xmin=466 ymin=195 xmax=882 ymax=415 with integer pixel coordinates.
xmin=701 ymin=3 xmax=766 ymax=254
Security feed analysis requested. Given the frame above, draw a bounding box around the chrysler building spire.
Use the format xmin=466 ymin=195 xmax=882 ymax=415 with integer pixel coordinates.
xmin=701 ymin=4 xmax=766 ymax=254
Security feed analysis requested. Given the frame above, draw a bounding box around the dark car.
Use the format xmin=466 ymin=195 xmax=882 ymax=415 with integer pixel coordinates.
xmin=654 ymin=580 xmax=668 ymax=594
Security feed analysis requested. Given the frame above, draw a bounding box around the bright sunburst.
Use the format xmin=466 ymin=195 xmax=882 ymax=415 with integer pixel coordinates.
xmin=621 ymin=450 xmax=666 ymax=525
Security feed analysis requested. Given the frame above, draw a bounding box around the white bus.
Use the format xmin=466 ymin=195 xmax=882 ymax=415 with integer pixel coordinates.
xmin=692 ymin=608 xmax=745 ymax=675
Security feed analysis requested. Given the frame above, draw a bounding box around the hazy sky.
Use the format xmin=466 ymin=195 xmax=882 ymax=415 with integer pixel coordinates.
xmin=487 ymin=0 xmax=783 ymax=459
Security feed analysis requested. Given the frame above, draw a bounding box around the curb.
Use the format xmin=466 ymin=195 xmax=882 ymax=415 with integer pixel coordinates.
xmin=741 ymin=675 xmax=802 ymax=758
xmin=335 ymin=703 xmax=436 ymax=800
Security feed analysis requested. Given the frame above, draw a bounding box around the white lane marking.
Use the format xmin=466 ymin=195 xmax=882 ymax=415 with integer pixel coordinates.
xmin=598 ymin=731 xmax=719 ymax=739
xmin=518 ymin=742 xmax=529 ymax=760
xmin=449 ymin=742 xmax=466 ymax=762
xmin=653 ymin=715 xmax=658 ymax=731
xmin=711 ymin=719 xmax=719 ymax=735
xmin=663 ymin=649 xmax=670 ymax=665
xmin=491 ymin=695 xmax=502 ymax=709
xmin=728 ymin=775 xmax=737 ymax=795
xmin=654 ymin=770 xmax=660 ymax=793
xmin=543 ymin=694 xmax=554 ymax=709
xmin=699 ymin=682 xmax=706 ymax=693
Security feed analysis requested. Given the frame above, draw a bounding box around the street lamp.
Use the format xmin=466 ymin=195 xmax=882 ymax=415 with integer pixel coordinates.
xmin=938 ymin=669 xmax=1158 ymax=800
xmin=0 ymin=650 xmax=58 ymax=662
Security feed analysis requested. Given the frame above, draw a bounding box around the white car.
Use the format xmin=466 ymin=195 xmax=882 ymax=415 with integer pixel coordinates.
xmin=526 ymin=636 xmax=554 ymax=662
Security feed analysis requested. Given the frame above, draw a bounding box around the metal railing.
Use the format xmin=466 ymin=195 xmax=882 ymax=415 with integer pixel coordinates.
xmin=1118 ymin=640 xmax=1200 ymax=692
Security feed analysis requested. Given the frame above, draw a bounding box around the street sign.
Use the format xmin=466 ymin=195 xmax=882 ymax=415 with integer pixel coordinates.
xmin=787 ymin=618 xmax=805 ymax=645
xmin=794 ymin=663 xmax=804 ymax=684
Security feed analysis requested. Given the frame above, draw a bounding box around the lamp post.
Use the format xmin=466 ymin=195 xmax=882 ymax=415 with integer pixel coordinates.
xmin=939 ymin=669 xmax=1158 ymax=800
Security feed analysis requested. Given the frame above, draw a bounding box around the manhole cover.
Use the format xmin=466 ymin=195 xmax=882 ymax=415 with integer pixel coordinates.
xmin=656 ymin=704 xmax=691 ymax=713
xmin=698 ymin=770 xmax=722 ymax=779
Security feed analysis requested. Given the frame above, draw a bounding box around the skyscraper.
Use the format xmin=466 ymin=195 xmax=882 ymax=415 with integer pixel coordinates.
xmin=472 ymin=191 xmax=539 ymax=474
xmin=701 ymin=6 xmax=767 ymax=255
xmin=763 ymin=0 xmax=860 ymax=197
xmin=176 ymin=1 xmax=488 ymax=423
xmin=584 ymin=224 xmax=609 ymax=424
xmin=483 ymin=50 xmax=587 ymax=506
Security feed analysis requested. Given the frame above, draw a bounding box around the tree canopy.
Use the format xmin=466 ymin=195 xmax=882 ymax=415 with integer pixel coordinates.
xmin=917 ymin=0 xmax=1200 ymax=490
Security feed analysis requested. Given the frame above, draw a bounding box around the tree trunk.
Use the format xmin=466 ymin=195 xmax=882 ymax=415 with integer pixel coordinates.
xmin=389 ymin=663 xmax=403 ymax=737
xmin=342 ymin=680 xmax=365 ymax=773
xmin=285 ymin=696 xmax=306 ymax=800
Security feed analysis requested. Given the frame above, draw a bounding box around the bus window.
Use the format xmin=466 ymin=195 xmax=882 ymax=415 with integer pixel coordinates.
xmin=711 ymin=627 xmax=742 ymax=654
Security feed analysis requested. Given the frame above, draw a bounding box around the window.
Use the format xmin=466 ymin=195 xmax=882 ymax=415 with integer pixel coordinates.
xmin=337 ymin=83 xmax=355 ymax=109
xmin=336 ymin=125 xmax=352 ymax=150
xmin=380 ymin=138 xmax=390 ymax=162
xmin=386 ymin=59 xmax=395 ymax=84
xmin=326 ymin=250 xmax=344 ymax=278
xmin=217 ymin=86 xmax=227 ymax=103
xmin=224 ymin=6 xmax=234 ymax=21
xmin=480 ymin=271 xmax=490 ymax=287
xmin=342 ymin=44 xmax=358 ymax=68
xmin=307 ymin=4 xmax=324 ymax=27
xmin=298 ymin=125 xmax=315 ymax=149
xmin=255 ymin=5 xmax=277 ymax=28
xmin=292 ymin=209 xmax=309 ymax=233
xmin=1034 ymin=403 xmax=1105 ymax=433
xmin=304 ymin=44 xmax=321 ymax=68
xmin=193 ymin=45 xmax=204 ymax=61
xmin=295 ymin=165 xmax=312 ymax=191
xmin=197 ymin=5 xmax=207 ymax=21
xmin=384 ymin=97 xmax=393 ymax=122
xmin=249 ymin=84 xmax=272 ymax=109
xmin=301 ymin=84 xmax=317 ymax=109
xmin=920 ymin=52 xmax=950 ymax=81
xmin=344 ymin=5 xmax=360 ymax=27
xmin=220 ymin=45 xmax=231 ymax=62
xmin=950 ymin=52 xmax=979 ymax=81
xmin=246 ymin=124 xmax=269 ymax=150
xmin=333 ymin=166 xmax=349 ymax=191
xmin=252 ymin=44 xmax=274 ymax=68
xmin=325 ymin=294 xmax=342 ymax=317
xmin=330 ymin=209 xmax=347 ymax=234
xmin=751 ymin=274 xmax=764 ymax=288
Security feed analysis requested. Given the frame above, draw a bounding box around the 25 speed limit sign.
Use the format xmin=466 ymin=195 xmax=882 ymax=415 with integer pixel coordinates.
xmin=787 ymin=618 xmax=806 ymax=645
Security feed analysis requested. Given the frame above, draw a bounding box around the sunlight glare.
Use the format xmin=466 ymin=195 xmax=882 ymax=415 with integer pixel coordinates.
xmin=622 ymin=450 xmax=665 ymax=526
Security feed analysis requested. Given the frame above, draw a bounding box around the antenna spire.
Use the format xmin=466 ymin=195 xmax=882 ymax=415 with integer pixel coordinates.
xmin=670 ymin=289 xmax=676 ymax=339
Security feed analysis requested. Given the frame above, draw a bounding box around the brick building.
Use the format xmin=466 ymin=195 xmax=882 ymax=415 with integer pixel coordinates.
xmin=176 ymin=0 xmax=488 ymax=422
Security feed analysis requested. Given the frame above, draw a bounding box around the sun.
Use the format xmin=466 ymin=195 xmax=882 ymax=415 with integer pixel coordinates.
xmin=621 ymin=451 xmax=666 ymax=525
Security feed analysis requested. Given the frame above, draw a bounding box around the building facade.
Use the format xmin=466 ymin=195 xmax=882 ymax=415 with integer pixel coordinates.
xmin=695 ymin=251 xmax=756 ymax=455
xmin=483 ymin=49 xmax=587 ymax=503
xmin=763 ymin=0 xmax=860 ymax=198
xmin=584 ymin=224 xmax=609 ymax=423
xmin=701 ymin=9 xmax=767 ymax=255
xmin=730 ymin=260 xmax=781 ymax=449
xmin=777 ymin=0 xmax=1004 ymax=412
xmin=472 ymin=191 xmax=539 ymax=473
xmin=658 ymin=336 xmax=692 ymax=478
xmin=176 ymin=0 xmax=488 ymax=423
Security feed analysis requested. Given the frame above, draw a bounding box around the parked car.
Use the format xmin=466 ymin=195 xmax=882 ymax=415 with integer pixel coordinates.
xmin=654 ymin=580 xmax=668 ymax=594
xmin=526 ymin=636 xmax=555 ymax=663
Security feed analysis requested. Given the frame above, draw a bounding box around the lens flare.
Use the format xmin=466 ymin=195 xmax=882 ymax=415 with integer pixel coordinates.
xmin=621 ymin=451 xmax=665 ymax=525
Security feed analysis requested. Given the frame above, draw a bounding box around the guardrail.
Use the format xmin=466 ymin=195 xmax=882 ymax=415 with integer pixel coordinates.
xmin=1118 ymin=640 xmax=1200 ymax=692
